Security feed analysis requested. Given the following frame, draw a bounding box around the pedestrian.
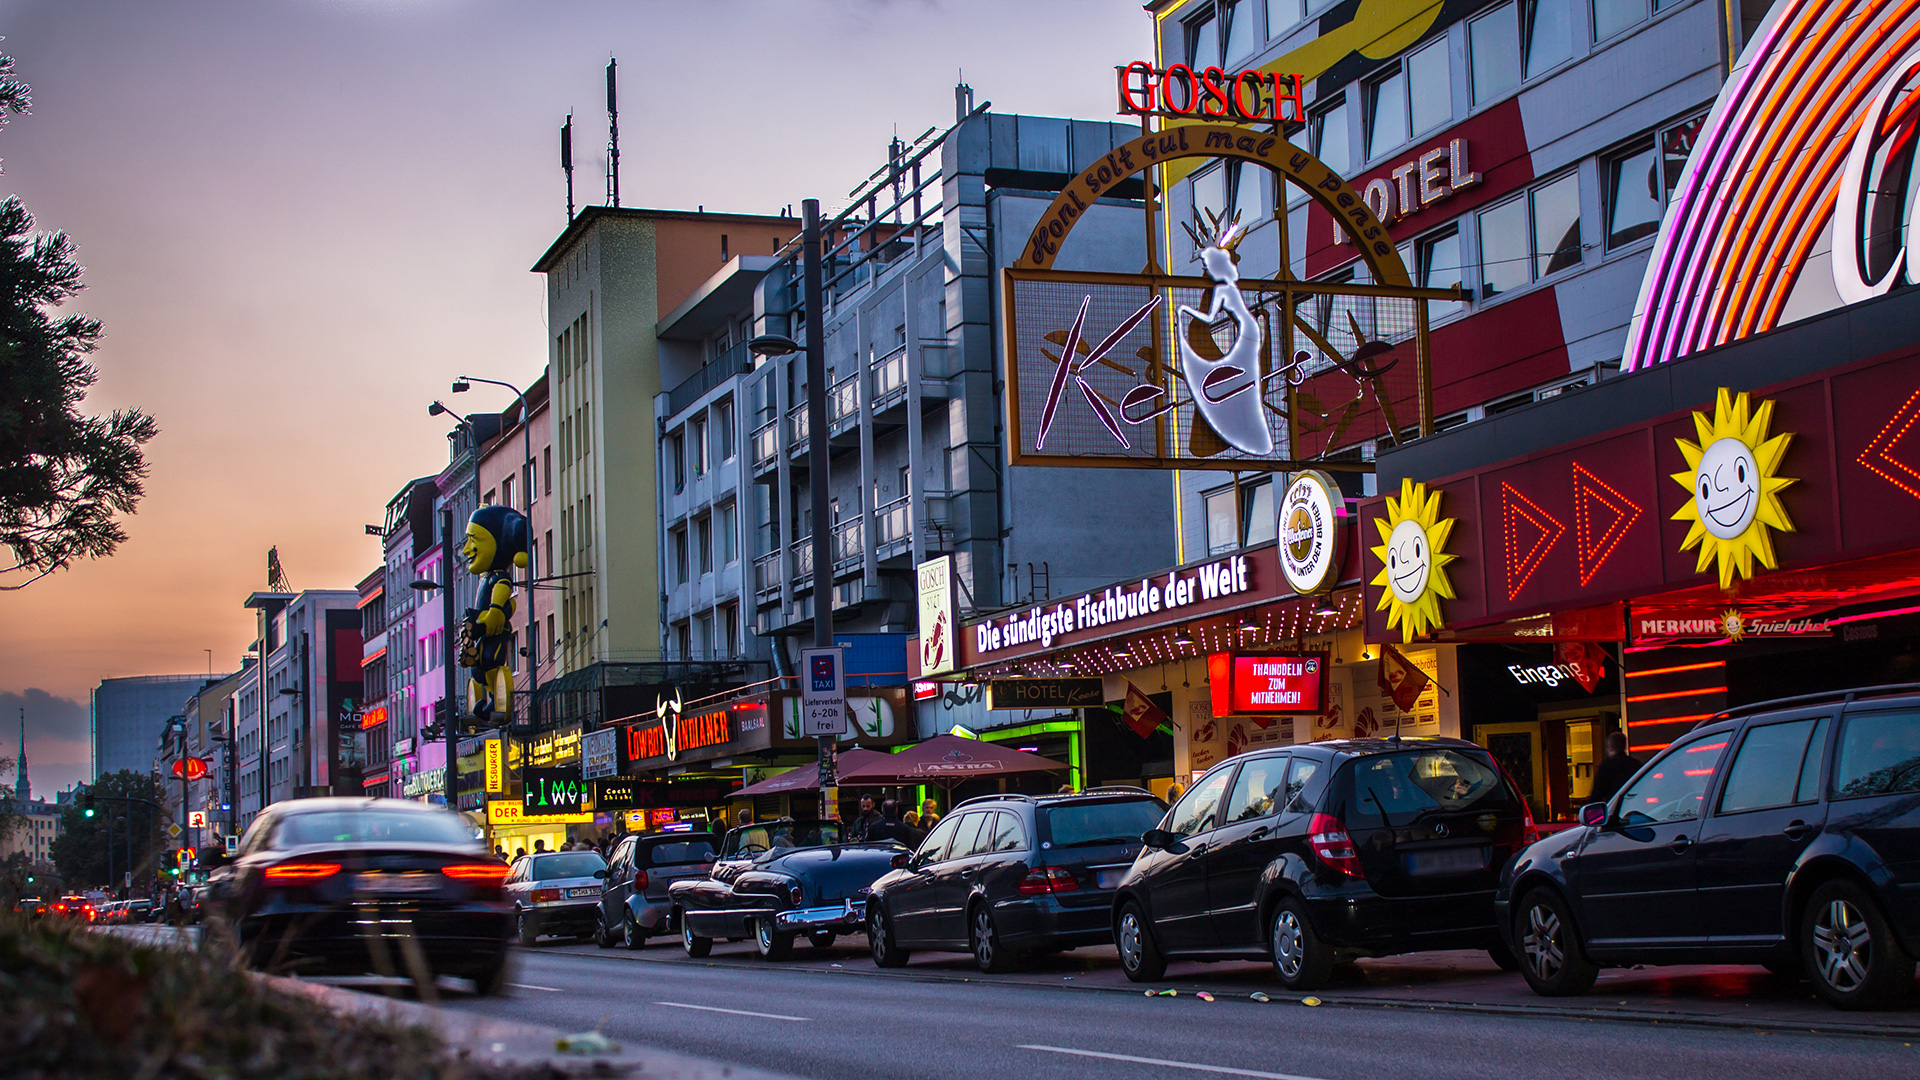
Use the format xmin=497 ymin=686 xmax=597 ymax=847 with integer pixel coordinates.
xmin=903 ymin=810 xmax=920 ymax=830
xmin=1166 ymin=782 xmax=1185 ymax=804
xmin=533 ymin=838 xmax=547 ymax=853
xmin=513 ymin=847 xmax=526 ymax=860
xmin=865 ymin=800 xmax=922 ymax=846
xmin=737 ymin=809 xmax=754 ymax=828
xmin=1590 ymin=730 xmax=1643 ymax=806
xmin=851 ymin=795 xmax=881 ymax=841
xmin=494 ymin=844 xmax=507 ymax=860
xmin=919 ymin=797 xmax=941 ymax=829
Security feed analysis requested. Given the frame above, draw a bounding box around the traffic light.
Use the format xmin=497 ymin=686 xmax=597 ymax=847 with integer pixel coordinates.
xmin=83 ymin=788 xmax=96 ymax=818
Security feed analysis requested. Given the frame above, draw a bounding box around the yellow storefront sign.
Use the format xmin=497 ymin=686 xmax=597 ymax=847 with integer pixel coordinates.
xmin=484 ymin=738 xmax=504 ymax=794
xmin=487 ymin=801 xmax=592 ymax=826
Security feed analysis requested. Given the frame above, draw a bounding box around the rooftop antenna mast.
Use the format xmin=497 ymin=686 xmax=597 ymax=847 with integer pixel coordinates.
xmin=267 ymin=546 xmax=292 ymax=594
xmin=561 ymin=112 xmax=575 ymax=220
xmin=606 ymin=57 xmax=621 ymax=208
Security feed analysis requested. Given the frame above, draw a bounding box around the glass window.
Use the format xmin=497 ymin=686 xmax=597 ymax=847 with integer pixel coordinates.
xmin=1231 ymin=161 xmax=1263 ymax=225
xmin=1417 ymin=226 xmax=1465 ymax=319
xmin=1166 ymin=768 xmax=1234 ymax=837
xmin=278 ymin=808 xmax=478 ymax=847
xmin=1312 ymin=95 xmax=1351 ymax=177
xmin=696 ymin=516 xmax=713 ymax=574
xmin=1187 ymin=11 xmax=1220 ymax=69
xmin=1524 ymin=0 xmax=1575 ymax=78
xmin=1192 ymin=163 xmax=1227 ymax=228
xmin=719 ymin=502 xmax=739 ymax=564
xmin=1366 ymin=68 xmax=1409 ymax=161
xmin=1718 ymin=719 xmax=1820 ymax=814
xmin=1340 ymin=749 xmax=1512 ymax=828
xmin=990 ymin=812 xmax=1027 ymax=852
xmin=1044 ymin=799 xmax=1165 ymax=846
xmin=948 ymin=812 xmax=992 ymax=858
xmin=1205 ymin=487 xmax=1238 ymax=555
xmin=1592 ymin=0 xmax=1644 ymax=41
xmin=1224 ymin=0 xmax=1259 ymax=64
xmin=1606 ymin=140 xmax=1662 ymax=249
xmin=1469 ymin=3 xmax=1522 ymax=104
xmin=1619 ymin=731 xmax=1730 ymax=824
xmin=1282 ymin=756 xmax=1322 ymax=811
xmin=1477 ymin=196 xmax=1531 ymax=297
xmin=1531 ymin=171 xmax=1583 ymax=277
xmin=717 ymin=400 xmax=736 ymax=460
xmin=1407 ymin=39 xmax=1451 ymax=137
xmin=1795 ymin=717 xmax=1830 ymax=803
xmin=1832 ymin=710 xmax=1920 ymax=799
xmin=529 ymin=852 xmax=607 ymax=880
xmin=639 ymin=839 xmax=714 ymax=866
xmin=1225 ymin=756 xmax=1291 ymax=822
xmin=691 ymin=418 xmax=707 ymax=477
xmin=1266 ymin=0 xmax=1305 ymax=36
xmin=1241 ymin=479 xmax=1276 ymax=546
xmin=1662 ymin=114 xmax=1707 ymax=193
xmin=914 ymin=814 xmax=964 ymax=866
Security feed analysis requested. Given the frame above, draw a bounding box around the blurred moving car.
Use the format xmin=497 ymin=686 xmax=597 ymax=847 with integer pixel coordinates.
xmin=595 ymin=832 xmax=718 ymax=949
xmin=503 ymin=849 xmax=607 ymax=945
xmin=218 ymin=797 xmax=513 ymax=993
xmin=124 ymin=898 xmax=157 ymax=924
xmin=1500 ymin=687 xmax=1920 ymax=1010
xmin=13 ymin=897 xmax=48 ymax=917
xmin=1113 ymin=739 xmax=1535 ymax=989
xmin=51 ymin=895 xmax=95 ymax=921
xmin=671 ymin=819 xmax=905 ymax=959
xmin=866 ymin=790 xmax=1165 ymax=972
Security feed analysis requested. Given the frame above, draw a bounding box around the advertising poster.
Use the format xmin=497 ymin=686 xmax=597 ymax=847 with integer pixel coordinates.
xmin=1351 ymin=647 xmax=1446 ymax=737
xmin=581 ymin=728 xmax=618 ymax=780
xmin=916 ymin=555 xmax=957 ymax=676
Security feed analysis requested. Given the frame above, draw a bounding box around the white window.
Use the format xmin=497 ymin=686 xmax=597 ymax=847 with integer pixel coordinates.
xmin=1523 ymin=0 xmax=1576 ymax=79
xmin=1592 ymin=0 xmax=1646 ymax=42
xmin=1311 ymin=95 xmax=1350 ymax=177
xmin=1416 ymin=226 xmax=1466 ymax=320
xmin=1205 ymin=487 xmax=1239 ymax=555
xmin=1223 ymin=0 xmax=1259 ymax=65
xmin=1190 ymin=160 xmax=1263 ymax=232
xmin=1475 ymin=170 xmax=1583 ymax=299
xmin=1603 ymin=114 xmax=1705 ymax=250
xmin=1469 ymin=4 xmax=1521 ymax=104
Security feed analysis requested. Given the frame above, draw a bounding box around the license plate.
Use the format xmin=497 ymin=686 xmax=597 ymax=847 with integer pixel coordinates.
xmin=1095 ymin=869 xmax=1124 ymax=890
xmin=1404 ymin=848 xmax=1488 ymax=876
xmin=567 ymin=887 xmax=600 ymax=899
xmin=354 ymin=873 xmax=438 ymax=894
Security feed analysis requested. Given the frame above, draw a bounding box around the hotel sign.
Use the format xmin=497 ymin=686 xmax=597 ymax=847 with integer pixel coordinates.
xmin=986 ymin=679 xmax=1105 ymax=710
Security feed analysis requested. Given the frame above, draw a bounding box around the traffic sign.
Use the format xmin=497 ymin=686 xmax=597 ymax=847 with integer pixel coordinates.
xmin=798 ymin=647 xmax=847 ymax=736
xmin=166 ymin=822 xmax=182 ymax=839
xmin=188 ymin=811 xmax=207 ymax=828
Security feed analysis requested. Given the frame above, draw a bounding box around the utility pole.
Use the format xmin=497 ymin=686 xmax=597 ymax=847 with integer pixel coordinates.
xmin=802 ymin=199 xmax=834 ymax=821
xmin=441 ymin=506 xmax=460 ymax=809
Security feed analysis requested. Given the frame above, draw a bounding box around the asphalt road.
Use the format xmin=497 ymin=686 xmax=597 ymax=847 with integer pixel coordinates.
xmin=440 ymin=939 xmax=1920 ymax=1080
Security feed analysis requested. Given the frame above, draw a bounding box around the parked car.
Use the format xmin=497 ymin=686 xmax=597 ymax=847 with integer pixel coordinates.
xmin=670 ymin=819 xmax=904 ymax=959
xmin=503 ymin=849 xmax=607 ymax=945
xmin=1113 ymin=738 xmax=1536 ymax=989
xmin=865 ymin=789 xmax=1165 ymax=972
xmin=595 ymin=832 xmax=718 ymax=949
xmin=218 ymin=797 xmax=514 ymax=993
xmin=1499 ymin=686 xmax=1920 ymax=1009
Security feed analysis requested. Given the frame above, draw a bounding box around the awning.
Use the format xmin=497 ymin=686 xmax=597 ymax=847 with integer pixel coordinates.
xmin=733 ymin=748 xmax=892 ymax=798
xmin=832 ymin=734 xmax=1068 ymax=785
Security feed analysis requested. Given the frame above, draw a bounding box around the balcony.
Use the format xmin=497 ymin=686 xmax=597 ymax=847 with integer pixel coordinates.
xmin=871 ymin=347 xmax=908 ymax=415
xmin=789 ymin=538 xmax=814 ymax=586
xmin=753 ymin=551 xmax=782 ymax=603
xmin=832 ymin=517 xmax=863 ymax=571
xmin=751 ymin=419 xmax=778 ymax=474
xmin=787 ymin=403 xmax=809 ymax=457
xmin=875 ymin=495 xmax=911 ymax=561
xmin=666 ymin=341 xmax=752 ymax=417
xmin=828 ymin=373 xmax=860 ymax=433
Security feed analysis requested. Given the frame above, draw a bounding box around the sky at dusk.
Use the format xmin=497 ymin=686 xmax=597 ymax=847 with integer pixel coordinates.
xmin=0 ymin=0 xmax=1151 ymax=797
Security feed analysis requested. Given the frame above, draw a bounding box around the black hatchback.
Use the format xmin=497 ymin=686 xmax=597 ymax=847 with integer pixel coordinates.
xmin=1498 ymin=685 xmax=1920 ymax=1009
xmin=1113 ymin=738 xmax=1536 ymax=989
xmin=865 ymin=790 xmax=1166 ymax=972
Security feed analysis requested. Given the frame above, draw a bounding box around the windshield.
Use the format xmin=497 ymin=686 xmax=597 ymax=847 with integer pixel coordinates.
xmin=641 ymin=840 xmax=715 ymax=866
xmin=726 ymin=822 xmax=841 ymax=855
xmin=1043 ymin=799 xmax=1165 ymax=846
xmin=277 ymin=809 xmax=479 ymax=848
xmin=1339 ymin=749 xmax=1514 ymax=828
xmin=529 ymin=852 xmax=605 ymax=879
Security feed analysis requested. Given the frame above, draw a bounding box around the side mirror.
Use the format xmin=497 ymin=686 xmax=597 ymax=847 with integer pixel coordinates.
xmin=703 ymin=853 xmax=717 ymax=863
xmin=1578 ymin=802 xmax=1610 ymax=828
xmin=890 ymin=852 xmax=911 ymax=869
xmin=592 ymin=868 xmax=607 ymax=879
xmin=1141 ymin=829 xmax=1174 ymax=851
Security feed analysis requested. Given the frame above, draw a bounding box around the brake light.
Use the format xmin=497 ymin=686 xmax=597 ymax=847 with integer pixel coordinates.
xmin=265 ymin=863 xmax=341 ymax=883
xmin=531 ymin=888 xmax=559 ymax=903
xmin=631 ymin=870 xmax=649 ymax=892
xmin=1017 ymin=867 xmax=1079 ymax=896
xmin=789 ymin=883 xmax=806 ymax=906
xmin=52 ymin=902 xmax=66 ymax=913
xmin=1308 ymin=814 xmax=1364 ymax=878
xmin=441 ymin=864 xmax=512 ymax=884
xmin=1519 ymin=799 xmax=1540 ymax=847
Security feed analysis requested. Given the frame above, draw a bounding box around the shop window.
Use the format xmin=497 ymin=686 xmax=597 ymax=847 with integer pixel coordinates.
xmin=1469 ymin=3 xmax=1522 ymax=104
xmin=1619 ymin=731 xmax=1728 ymax=824
xmin=1523 ymin=0 xmax=1576 ymax=78
xmin=1718 ymin=717 xmax=1824 ymax=814
xmin=1240 ymin=479 xmax=1276 ymax=546
xmin=1311 ymin=94 xmax=1351 ymax=177
xmin=1223 ymin=0 xmax=1259 ymax=64
xmin=1417 ymin=226 xmax=1466 ymax=318
xmin=1204 ymin=486 xmax=1239 ymax=555
xmin=1266 ymin=0 xmax=1304 ymax=37
xmin=1531 ymin=171 xmax=1583 ymax=278
xmin=1592 ymin=0 xmax=1646 ymax=40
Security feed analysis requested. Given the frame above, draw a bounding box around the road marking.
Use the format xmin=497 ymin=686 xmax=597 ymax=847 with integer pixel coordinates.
xmin=654 ymin=1001 xmax=808 ymax=1022
xmin=509 ymin=982 xmax=564 ymax=992
xmin=1018 ymin=1045 xmax=1333 ymax=1080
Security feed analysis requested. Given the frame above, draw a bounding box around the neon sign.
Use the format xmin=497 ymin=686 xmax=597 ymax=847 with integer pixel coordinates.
xmin=1500 ymin=482 xmax=1564 ymax=601
xmin=1115 ymin=61 xmax=1305 ymax=123
xmin=973 ymin=553 xmax=1252 ymax=655
xmin=1208 ymin=653 xmax=1328 ymax=716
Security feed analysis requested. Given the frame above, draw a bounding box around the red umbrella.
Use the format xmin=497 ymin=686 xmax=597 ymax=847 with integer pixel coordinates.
xmin=733 ymin=748 xmax=891 ymax=798
xmin=831 ymin=734 xmax=1069 ymax=785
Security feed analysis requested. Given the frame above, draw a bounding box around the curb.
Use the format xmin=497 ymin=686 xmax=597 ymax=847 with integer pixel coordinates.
xmin=533 ymin=944 xmax=1920 ymax=1042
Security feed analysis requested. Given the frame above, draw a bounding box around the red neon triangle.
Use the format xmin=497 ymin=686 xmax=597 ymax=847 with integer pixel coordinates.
xmin=1860 ymin=386 xmax=1920 ymax=503
xmin=1571 ymin=462 xmax=1642 ymax=587
xmin=1501 ymin=482 xmax=1565 ymax=601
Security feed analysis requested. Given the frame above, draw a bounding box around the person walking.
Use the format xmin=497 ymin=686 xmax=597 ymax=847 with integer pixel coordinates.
xmin=851 ymin=795 xmax=881 ymax=841
xmin=1590 ymin=730 xmax=1643 ymax=806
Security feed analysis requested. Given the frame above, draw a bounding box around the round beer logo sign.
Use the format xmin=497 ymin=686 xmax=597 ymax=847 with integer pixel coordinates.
xmin=1279 ymin=471 xmax=1345 ymax=596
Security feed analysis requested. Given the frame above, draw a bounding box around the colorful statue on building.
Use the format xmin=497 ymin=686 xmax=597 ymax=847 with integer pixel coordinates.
xmin=458 ymin=504 xmax=530 ymax=726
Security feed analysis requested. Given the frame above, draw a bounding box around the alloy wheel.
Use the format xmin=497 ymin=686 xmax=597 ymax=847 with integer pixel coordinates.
xmin=1523 ymin=902 xmax=1564 ymax=981
xmin=973 ymin=909 xmax=994 ymax=969
xmin=870 ymin=911 xmax=889 ymax=963
xmin=1118 ymin=911 xmax=1143 ymax=971
xmin=1813 ymin=897 xmax=1873 ymax=992
xmin=1272 ymin=908 xmax=1305 ymax=979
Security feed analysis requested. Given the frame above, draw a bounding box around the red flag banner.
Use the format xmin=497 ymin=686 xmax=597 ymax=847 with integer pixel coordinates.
xmin=1122 ymin=682 xmax=1169 ymax=740
xmin=1377 ymin=644 xmax=1431 ymax=713
xmin=1554 ymin=641 xmax=1606 ymax=694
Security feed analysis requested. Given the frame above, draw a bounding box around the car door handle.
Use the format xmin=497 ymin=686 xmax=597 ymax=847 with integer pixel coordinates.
xmin=1782 ymin=821 xmax=1813 ymax=840
xmin=1668 ymin=836 xmax=1693 ymax=852
xmin=1246 ymin=827 xmax=1270 ymax=841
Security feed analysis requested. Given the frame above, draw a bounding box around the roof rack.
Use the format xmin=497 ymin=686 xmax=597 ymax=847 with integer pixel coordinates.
xmin=1705 ymin=682 xmax=1920 ymax=724
xmin=954 ymin=792 xmax=1036 ymax=809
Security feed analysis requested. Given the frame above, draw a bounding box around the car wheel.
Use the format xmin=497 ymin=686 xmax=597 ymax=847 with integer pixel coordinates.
xmin=1270 ymin=898 xmax=1334 ymax=991
xmin=516 ymin=909 xmax=538 ymax=947
xmin=869 ymin=905 xmax=910 ymax=968
xmin=622 ymin=910 xmax=647 ymax=950
xmin=808 ymin=931 xmax=836 ymax=949
xmin=971 ymin=903 xmax=1016 ymax=974
xmin=679 ymin=909 xmax=712 ymax=958
xmin=593 ymin=911 xmax=614 ymax=949
xmin=755 ymin=917 xmax=794 ymax=960
xmin=1515 ymin=888 xmax=1598 ymax=997
xmin=1116 ymin=902 xmax=1166 ymax=983
xmin=1803 ymin=879 xmax=1915 ymax=1010
xmin=469 ymin=953 xmax=511 ymax=997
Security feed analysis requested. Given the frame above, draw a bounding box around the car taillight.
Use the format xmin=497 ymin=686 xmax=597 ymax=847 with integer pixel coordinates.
xmin=789 ymin=883 xmax=805 ymax=906
xmin=631 ymin=870 xmax=649 ymax=891
xmin=1308 ymin=814 xmax=1364 ymax=878
xmin=531 ymin=888 xmax=559 ymax=903
xmin=442 ymin=864 xmax=512 ymax=885
xmin=1017 ymin=867 xmax=1078 ymax=896
xmin=1519 ymin=799 xmax=1540 ymax=847
xmin=265 ymin=863 xmax=342 ymax=883
xmin=52 ymin=902 xmax=66 ymax=913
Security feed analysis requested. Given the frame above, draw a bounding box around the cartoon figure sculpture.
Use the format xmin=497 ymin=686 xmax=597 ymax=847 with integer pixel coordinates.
xmin=459 ymin=504 xmax=531 ymax=726
xmin=1177 ymin=211 xmax=1273 ymax=457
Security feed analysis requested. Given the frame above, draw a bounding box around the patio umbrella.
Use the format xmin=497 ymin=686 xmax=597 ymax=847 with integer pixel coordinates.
xmin=831 ymin=734 xmax=1069 ymax=786
xmin=732 ymin=748 xmax=891 ymax=799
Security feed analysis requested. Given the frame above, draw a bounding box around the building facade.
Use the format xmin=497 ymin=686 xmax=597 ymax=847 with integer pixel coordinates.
xmin=90 ymin=674 xmax=221 ymax=782
xmin=230 ymin=589 xmax=359 ymax=830
xmin=377 ymin=479 xmax=435 ymax=800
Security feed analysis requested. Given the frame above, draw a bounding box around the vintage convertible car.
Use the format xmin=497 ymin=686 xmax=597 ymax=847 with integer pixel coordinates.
xmin=668 ymin=819 xmax=907 ymax=959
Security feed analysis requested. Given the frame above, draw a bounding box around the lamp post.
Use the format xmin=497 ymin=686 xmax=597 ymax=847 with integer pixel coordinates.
xmin=450 ymin=375 xmax=540 ymax=732
xmin=749 ymin=197 xmax=834 ymax=821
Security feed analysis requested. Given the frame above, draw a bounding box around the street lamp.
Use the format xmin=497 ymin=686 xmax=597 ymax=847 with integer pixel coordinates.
xmin=410 ymin=570 xmax=458 ymax=809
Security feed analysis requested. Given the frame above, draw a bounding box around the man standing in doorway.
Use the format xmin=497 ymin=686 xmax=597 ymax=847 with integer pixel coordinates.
xmin=1590 ymin=731 xmax=1643 ymax=806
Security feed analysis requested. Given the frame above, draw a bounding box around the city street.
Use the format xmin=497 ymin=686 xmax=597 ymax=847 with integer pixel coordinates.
xmin=433 ymin=937 xmax=1920 ymax=1080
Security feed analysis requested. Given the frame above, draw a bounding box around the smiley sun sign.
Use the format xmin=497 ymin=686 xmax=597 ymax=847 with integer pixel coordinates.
xmin=1371 ymin=478 xmax=1457 ymax=643
xmin=1671 ymin=387 xmax=1796 ymax=590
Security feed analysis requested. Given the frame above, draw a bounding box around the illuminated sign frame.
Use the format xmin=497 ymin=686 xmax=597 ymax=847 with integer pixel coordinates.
xmin=1114 ymin=61 xmax=1305 ymax=123
xmin=1207 ymin=652 xmax=1330 ymax=716
xmin=1278 ymin=470 xmax=1347 ymax=596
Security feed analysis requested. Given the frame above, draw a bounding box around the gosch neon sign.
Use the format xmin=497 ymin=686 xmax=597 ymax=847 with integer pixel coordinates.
xmin=1117 ymin=62 xmax=1306 ymax=124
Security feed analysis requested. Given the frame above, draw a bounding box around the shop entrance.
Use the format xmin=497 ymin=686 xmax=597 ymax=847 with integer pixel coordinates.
xmin=1459 ymin=643 xmax=1619 ymax=824
xmin=1477 ymin=713 xmax=1599 ymax=824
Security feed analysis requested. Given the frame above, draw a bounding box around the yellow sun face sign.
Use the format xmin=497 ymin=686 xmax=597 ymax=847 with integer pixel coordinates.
xmin=1671 ymin=388 xmax=1796 ymax=590
xmin=1371 ymin=478 xmax=1457 ymax=643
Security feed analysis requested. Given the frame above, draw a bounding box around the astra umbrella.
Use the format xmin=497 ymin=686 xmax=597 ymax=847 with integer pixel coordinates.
xmin=732 ymin=748 xmax=892 ymax=799
xmin=831 ymin=734 xmax=1069 ymax=786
